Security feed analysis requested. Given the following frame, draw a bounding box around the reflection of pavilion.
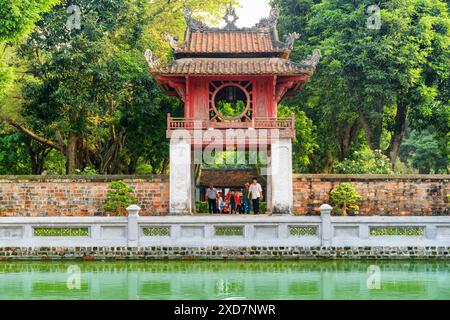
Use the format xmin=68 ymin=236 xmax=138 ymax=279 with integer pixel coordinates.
xmin=146 ymin=5 xmax=320 ymax=215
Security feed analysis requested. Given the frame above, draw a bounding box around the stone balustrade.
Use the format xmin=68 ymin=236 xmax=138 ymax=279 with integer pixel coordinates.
xmin=1 ymin=205 xmax=449 ymax=258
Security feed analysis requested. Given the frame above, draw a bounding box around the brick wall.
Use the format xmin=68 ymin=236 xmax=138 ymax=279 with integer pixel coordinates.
xmin=0 ymin=174 xmax=448 ymax=216
xmin=293 ymin=174 xmax=449 ymax=216
xmin=0 ymin=176 xmax=169 ymax=217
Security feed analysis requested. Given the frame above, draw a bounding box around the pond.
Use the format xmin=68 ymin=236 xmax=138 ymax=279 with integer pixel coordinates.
xmin=0 ymin=260 xmax=449 ymax=300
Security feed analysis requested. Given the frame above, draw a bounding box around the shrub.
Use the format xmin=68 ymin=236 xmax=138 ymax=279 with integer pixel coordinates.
xmin=330 ymin=183 xmax=361 ymax=216
xmin=334 ymin=149 xmax=393 ymax=174
xmin=103 ymin=181 xmax=137 ymax=216
xmin=195 ymin=201 xmax=209 ymax=213
xmin=259 ymin=202 xmax=267 ymax=214
xmin=75 ymin=167 xmax=98 ymax=175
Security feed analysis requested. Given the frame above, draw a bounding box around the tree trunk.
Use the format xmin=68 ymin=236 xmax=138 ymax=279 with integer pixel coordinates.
xmin=340 ymin=121 xmax=361 ymax=160
xmin=359 ymin=113 xmax=382 ymax=152
xmin=386 ymin=101 xmax=408 ymax=168
xmin=127 ymin=155 xmax=139 ymax=174
xmin=160 ymin=158 xmax=170 ymax=174
xmin=322 ymin=150 xmax=334 ymax=173
xmin=25 ymin=140 xmax=50 ymax=175
xmin=65 ymin=131 xmax=84 ymax=174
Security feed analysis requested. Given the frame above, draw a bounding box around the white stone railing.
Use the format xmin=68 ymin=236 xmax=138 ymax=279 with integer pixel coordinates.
xmin=0 ymin=204 xmax=449 ymax=248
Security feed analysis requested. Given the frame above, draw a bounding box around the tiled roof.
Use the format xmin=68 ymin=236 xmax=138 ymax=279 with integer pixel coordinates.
xmin=176 ymin=31 xmax=284 ymax=54
xmin=154 ymin=58 xmax=315 ymax=76
xmin=199 ymin=168 xmax=264 ymax=188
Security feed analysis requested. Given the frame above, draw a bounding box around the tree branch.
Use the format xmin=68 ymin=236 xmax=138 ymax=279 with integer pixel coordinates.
xmin=1 ymin=117 xmax=65 ymax=152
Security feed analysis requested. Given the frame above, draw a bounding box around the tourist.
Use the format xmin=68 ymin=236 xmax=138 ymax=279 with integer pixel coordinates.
xmin=238 ymin=192 xmax=245 ymax=213
xmin=206 ymin=184 xmax=218 ymax=214
xmin=218 ymin=192 xmax=225 ymax=213
xmin=223 ymin=191 xmax=230 ymax=214
xmin=234 ymin=192 xmax=241 ymax=214
xmin=229 ymin=191 xmax=236 ymax=214
xmin=249 ymin=177 xmax=263 ymax=214
xmin=243 ymin=183 xmax=251 ymax=214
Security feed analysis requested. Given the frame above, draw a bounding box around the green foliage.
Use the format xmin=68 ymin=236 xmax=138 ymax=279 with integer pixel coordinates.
xmin=289 ymin=226 xmax=318 ymax=236
xmin=33 ymin=227 xmax=89 ymax=237
xmin=259 ymin=202 xmax=267 ymax=214
xmin=142 ymin=227 xmax=170 ymax=237
xmin=0 ymin=132 xmax=32 ymax=174
xmin=0 ymin=0 xmax=448 ymax=175
xmin=75 ymin=167 xmax=98 ymax=175
xmin=103 ymin=180 xmax=137 ymax=216
xmin=0 ymin=0 xmax=59 ymax=42
xmin=195 ymin=201 xmax=209 ymax=213
xmin=0 ymin=0 xmax=58 ymax=104
xmin=216 ymin=100 xmax=246 ymax=117
xmin=278 ymin=105 xmax=318 ymax=172
xmin=370 ymin=227 xmax=424 ymax=236
xmin=276 ymin=0 xmax=450 ymax=171
xmin=330 ymin=183 xmax=361 ymax=216
xmin=1 ymin=0 xmax=229 ymax=175
xmin=400 ymin=130 xmax=449 ymax=173
xmin=215 ymin=226 xmax=244 ymax=236
xmin=334 ymin=149 xmax=393 ymax=174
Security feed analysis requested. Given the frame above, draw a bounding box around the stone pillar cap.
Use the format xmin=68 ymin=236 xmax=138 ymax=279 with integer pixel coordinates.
xmin=126 ymin=204 xmax=141 ymax=211
xmin=319 ymin=204 xmax=333 ymax=211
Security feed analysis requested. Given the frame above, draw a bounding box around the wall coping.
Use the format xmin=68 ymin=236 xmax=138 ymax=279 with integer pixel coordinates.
xmin=0 ymin=175 xmax=169 ymax=183
xmin=292 ymin=174 xmax=450 ymax=181
xmin=0 ymin=174 xmax=448 ymax=183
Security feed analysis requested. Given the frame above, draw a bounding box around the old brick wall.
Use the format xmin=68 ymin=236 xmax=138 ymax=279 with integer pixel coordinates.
xmin=0 ymin=174 xmax=448 ymax=216
xmin=293 ymin=174 xmax=449 ymax=216
xmin=0 ymin=176 xmax=169 ymax=216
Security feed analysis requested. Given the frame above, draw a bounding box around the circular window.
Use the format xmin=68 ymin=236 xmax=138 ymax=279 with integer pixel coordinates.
xmin=212 ymin=84 xmax=250 ymax=120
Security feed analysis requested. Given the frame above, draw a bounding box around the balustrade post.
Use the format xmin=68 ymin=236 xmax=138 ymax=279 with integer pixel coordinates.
xmin=320 ymin=204 xmax=333 ymax=247
xmin=126 ymin=205 xmax=141 ymax=247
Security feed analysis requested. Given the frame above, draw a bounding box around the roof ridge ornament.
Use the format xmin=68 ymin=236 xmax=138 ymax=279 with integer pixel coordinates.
xmin=223 ymin=2 xmax=239 ymax=30
xmin=254 ymin=4 xmax=280 ymax=31
xmin=285 ymin=32 xmax=300 ymax=50
xmin=165 ymin=34 xmax=180 ymax=51
xmin=183 ymin=4 xmax=280 ymax=33
xmin=183 ymin=6 xmax=209 ymax=32
xmin=144 ymin=49 xmax=160 ymax=70
xmin=301 ymin=49 xmax=321 ymax=68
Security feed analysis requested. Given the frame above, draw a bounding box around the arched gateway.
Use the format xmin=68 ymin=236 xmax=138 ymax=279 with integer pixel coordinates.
xmin=145 ymin=5 xmax=320 ymax=215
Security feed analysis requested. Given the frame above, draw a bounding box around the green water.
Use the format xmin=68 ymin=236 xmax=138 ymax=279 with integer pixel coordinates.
xmin=0 ymin=260 xmax=449 ymax=300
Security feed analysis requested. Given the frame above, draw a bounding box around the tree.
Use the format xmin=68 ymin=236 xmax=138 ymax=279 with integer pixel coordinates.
xmin=0 ymin=0 xmax=58 ymax=101
xmin=278 ymin=105 xmax=318 ymax=172
xmin=1 ymin=0 xmax=231 ymax=174
xmin=276 ymin=0 xmax=450 ymax=170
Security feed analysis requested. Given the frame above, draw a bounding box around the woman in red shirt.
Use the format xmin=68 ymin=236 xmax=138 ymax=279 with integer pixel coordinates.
xmin=234 ymin=192 xmax=241 ymax=214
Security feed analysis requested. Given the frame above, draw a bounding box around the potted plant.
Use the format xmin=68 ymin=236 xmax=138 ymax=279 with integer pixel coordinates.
xmin=103 ymin=180 xmax=138 ymax=216
xmin=330 ymin=182 xmax=361 ymax=216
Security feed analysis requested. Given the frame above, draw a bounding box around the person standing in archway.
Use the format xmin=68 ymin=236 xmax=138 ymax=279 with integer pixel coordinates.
xmin=249 ymin=177 xmax=263 ymax=214
xmin=243 ymin=183 xmax=251 ymax=214
xmin=206 ymin=184 xmax=218 ymax=214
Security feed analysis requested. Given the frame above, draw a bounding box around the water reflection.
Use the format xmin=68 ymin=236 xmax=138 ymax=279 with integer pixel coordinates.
xmin=0 ymin=260 xmax=449 ymax=300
